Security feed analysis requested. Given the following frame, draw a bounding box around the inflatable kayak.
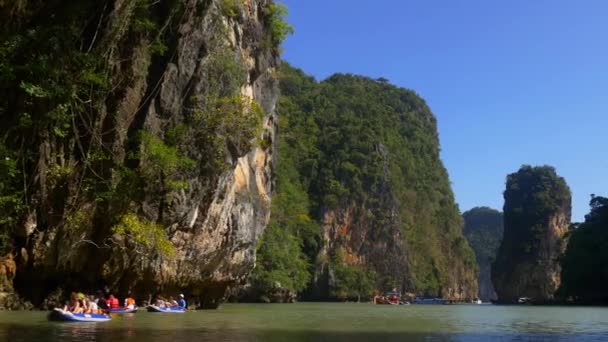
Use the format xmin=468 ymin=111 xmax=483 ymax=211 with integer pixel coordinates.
xmin=110 ymin=307 xmax=138 ymax=313
xmin=146 ymin=305 xmax=186 ymax=313
xmin=48 ymin=308 xmax=111 ymax=322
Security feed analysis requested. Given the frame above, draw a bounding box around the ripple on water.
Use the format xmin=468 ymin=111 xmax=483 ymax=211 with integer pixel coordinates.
xmin=1 ymin=304 xmax=608 ymax=341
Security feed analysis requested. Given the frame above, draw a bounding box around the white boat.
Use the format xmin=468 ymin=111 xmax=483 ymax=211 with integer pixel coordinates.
xmin=518 ymin=297 xmax=532 ymax=304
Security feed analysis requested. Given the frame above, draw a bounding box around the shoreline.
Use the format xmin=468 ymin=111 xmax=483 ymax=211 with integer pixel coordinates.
xmin=4 ymin=300 xmax=608 ymax=312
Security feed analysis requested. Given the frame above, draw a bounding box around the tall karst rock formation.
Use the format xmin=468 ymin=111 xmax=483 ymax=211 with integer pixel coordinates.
xmin=492 ymin=165 xmax=571 ymax=303
xmin=257 ymin=65 xmax=478 ymax=301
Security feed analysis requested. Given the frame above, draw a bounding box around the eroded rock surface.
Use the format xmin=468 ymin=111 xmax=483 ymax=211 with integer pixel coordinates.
xmin=0 ymin=0 xmax=279 ymax=308
xmin=492 ymin=166 xmax=571 ymax=303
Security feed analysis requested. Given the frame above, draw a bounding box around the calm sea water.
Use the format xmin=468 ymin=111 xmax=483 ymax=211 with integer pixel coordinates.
xmin=1 ymin=303 xmax=608 ymax=341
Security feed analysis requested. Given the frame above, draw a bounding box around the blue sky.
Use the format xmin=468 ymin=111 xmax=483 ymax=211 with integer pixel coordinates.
xmin=280 ymin=0 xmax=607 ymax=222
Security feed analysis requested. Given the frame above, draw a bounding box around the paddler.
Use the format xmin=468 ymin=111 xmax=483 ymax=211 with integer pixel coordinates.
xmin=96 ymin=291 xmax=110 ymax=314
xmin=178 ymin=294 xmax=187 ymax=309
xmin=124 ymin=294 xmax=136 ymax=310
xmin=107 ymin=294 xmax=120 ymax=310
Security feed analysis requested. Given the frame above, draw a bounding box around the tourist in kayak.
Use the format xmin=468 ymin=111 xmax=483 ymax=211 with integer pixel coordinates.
xmin=74 ymin=293 xmax=91 ymax=314
xmin=96 ymin=292 xmax=109 ymax=314
xmin=85 ymin=295 xmax=99 ymax=314
xmin=107 ymin=294 xmax=120 ymax=310
xmin=154 ymin=295 xmax=167 ymax=308
xmin=178 ymin=294 xmax=187 ymax=309
xmin=167 ymin=296 xmax=179 ymax=307
xmin=80 ymin=296 xmax=91 ymax=313
xmin=124 ymin=294 xmax=136 ymax=310
xmin=63 ymin=292 xmax=81 ymax=313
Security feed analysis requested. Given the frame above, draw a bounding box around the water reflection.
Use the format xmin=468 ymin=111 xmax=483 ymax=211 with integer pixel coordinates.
xmin=4 ymin=323 xmax=608 ymax=342
xmin=55 ymin=323 xmax=99 ymax=341
xmin=10 ymin=325 xmax=608 ymax=342
xmin=3 ymin=325 xmax=453 ymax=342
xmin=1 ymin=304 xmax=608 ymax=342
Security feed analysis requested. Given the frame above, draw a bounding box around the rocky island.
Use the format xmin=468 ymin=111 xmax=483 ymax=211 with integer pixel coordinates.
xmin=250 ymin=65 xmax=478 ymax=302
xmin=492 ymin=165 xmax=571 ymax=303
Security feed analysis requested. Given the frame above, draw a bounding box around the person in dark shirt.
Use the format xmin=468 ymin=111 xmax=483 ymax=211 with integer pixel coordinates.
xmin=96 ymin=292 xmax=109 ymax=314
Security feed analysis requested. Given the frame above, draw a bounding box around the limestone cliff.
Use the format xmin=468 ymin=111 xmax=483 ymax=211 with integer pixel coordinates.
xmin=261 ymin=66 xmax=478 ymax=301
xmin=463 ymin=207 xmax=503 ymax=302
xmin=0 ymin=0 xmax=280 ymax=308
xmin=317 ymin=202 xmax=478 ymax=301
xmin=492 ymin=165 xmax=571 ymax=303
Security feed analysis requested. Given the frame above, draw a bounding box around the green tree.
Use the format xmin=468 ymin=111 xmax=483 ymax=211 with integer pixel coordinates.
xmin=265 ymin=3 xmax=294 ymax=47
xmin=251 ymin=79 xmax=320 ymax=298
xmin=330 ymin=250 xmax=376 ymax=302
xmin=463 ymin=207 xmax=503 ymax=301
xmin=559 ymin=195 xmax=608 ymax=303
xmin=463 ymin=207 xmax=503 ymax=265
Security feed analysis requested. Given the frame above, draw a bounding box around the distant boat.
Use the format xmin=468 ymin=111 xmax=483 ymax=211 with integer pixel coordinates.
xmin=518 ymin=297 xmax=532 ymax=304
xmin=472 ymin=298 xmax=482 ymax=304
xmin=412 ymin=297 xmax=448 ymax=305
xmin=373 ymin=291 xmax=401 ymax=305
xmin=146 ymin=305 xmax=186 ymax=313
xmin=48 ymin=308 xmax=111 ymax=322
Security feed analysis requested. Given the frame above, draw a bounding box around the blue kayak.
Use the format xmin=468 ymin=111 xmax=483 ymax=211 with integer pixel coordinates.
xmin=110 ymin=307 xmax=138 ymax=313
xmin=48 ymin=308 xmax=111 ymax=322
xmin=146 ymin=305 xmax=186 ymax=313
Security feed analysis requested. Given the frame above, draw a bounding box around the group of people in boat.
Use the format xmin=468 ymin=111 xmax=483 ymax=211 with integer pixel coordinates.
xmin=373 ymin=288 xmax=405 ymax=305
xmin=373 ymin=292 xmax=403 ymax=305
xmin=62 ymin=291 xmax=135 ymax=314
xmin=153 ymin=294 xmax=187 ymax=309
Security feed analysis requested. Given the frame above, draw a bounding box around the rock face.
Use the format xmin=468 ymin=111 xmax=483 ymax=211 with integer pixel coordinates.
xmin=0 ymin=0 xmax=279 ymax=308
xmin=492 ymin=165 xmax=571 ymax=303
xmin=317 ymin=204 xmax=478 ymax=301
xmin=270 ymin=67 xmax=478 ymax=301
xmin=463 ymin=207 xmax=503 ymax=302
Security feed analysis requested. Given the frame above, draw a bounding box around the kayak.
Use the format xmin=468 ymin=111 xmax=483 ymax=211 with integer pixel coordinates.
xmin=48 ymin=308 xmax=111 ymax=322
xmin=110 ymin=307 xmax=138 ymax=313
xmin=146 ymin=305 xmax=186 ymax=313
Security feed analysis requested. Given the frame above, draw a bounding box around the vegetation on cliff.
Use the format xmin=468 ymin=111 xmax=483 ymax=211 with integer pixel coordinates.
xmin=251 ymin=141 xmax=318 ymax=297
xmin=0 ymin=0 xmax=204 ymax=254
xmin=493 ymin=165 xmax=571 ymax=302
xmin=254 ymin=64 xmax=477 ymax=301
xmin=251 ymin=65 xmax=319 ymax=300
xmin=0 ymin=0 xmax=284 ymax=308
xmin=463 ymin=207 xmax=503 ymax=301
xmin=559 ymin=195 xmax=608 ymax=303
xmin=463 ymin=207 xmax=503 ymax=271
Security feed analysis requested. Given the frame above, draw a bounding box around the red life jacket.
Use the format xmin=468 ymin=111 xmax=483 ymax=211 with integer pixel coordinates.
xmin=108 ymin=297 xmax=119 ymax=309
